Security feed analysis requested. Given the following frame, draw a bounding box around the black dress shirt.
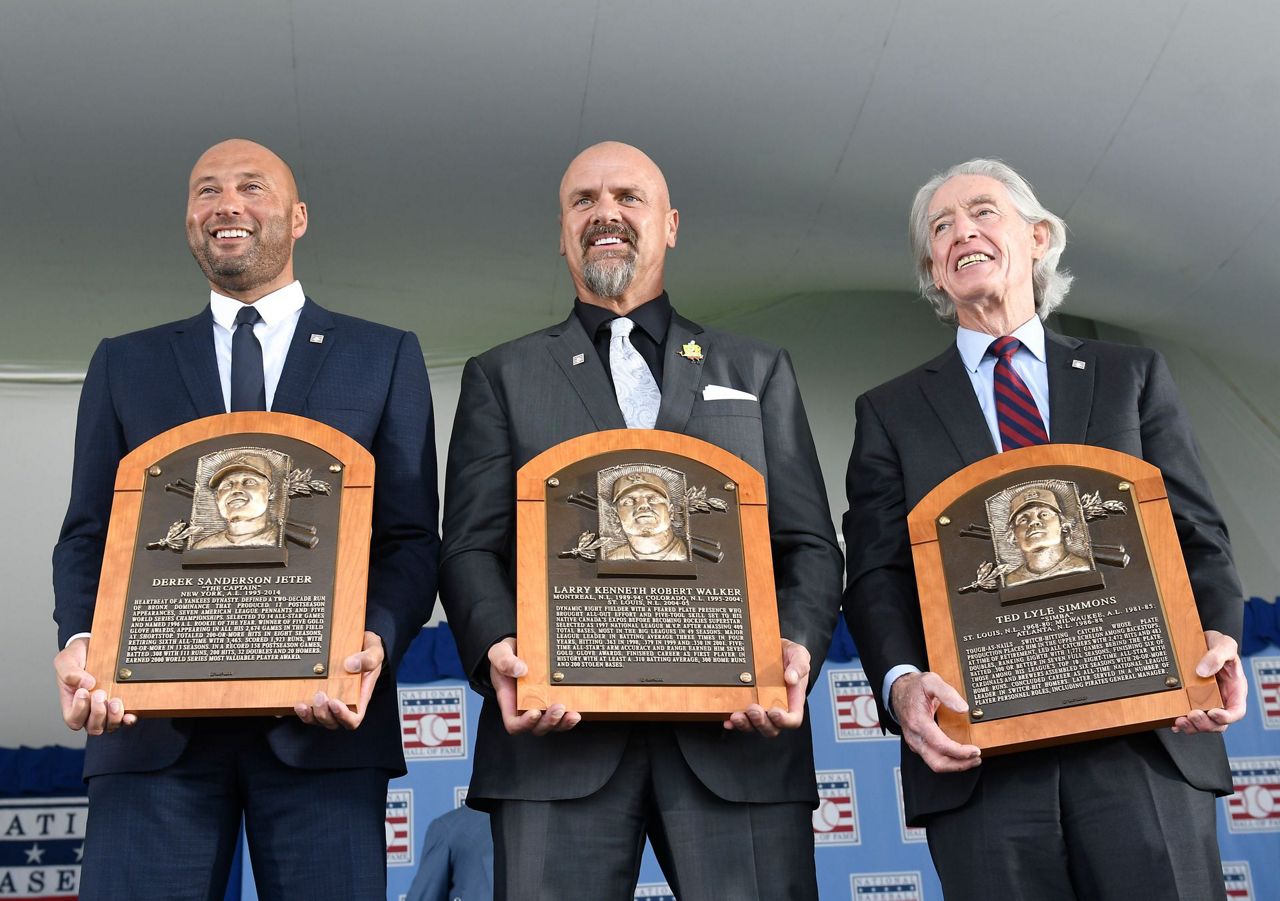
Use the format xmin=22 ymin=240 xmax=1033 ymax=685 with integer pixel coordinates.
xmin=573 ymin=292 xmax=672 ymax=388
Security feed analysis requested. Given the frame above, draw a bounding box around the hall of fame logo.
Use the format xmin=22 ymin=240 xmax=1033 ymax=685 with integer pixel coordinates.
xmin=1225 ymin=757 xmax=1280 ymax=833
xmin=1223 ymin=861 xmax=1254 ymax=900
xmin=893 ymin=768 xmax=927 ymax=844
xmin=634 ymin=883 xmax=676 ymax=901
xmin=813 ymin=769 xmax=860 ymax=845
xmin=453 ymin=785 xmax=469 ymax=809
xmin=1252 ymin=656 xmax=1280 ymax=729
xmin=385 ymin=789 xmax=414 ymax=866
xmin=851 ymin=871 xmax=923 ymax=901
xmin=0 ymin=797 xmax=87 ymax=899
xmin=829 ymin=667 xmax=887 ymax=741
xmin=399 ymin=686 xmax=466 ymax=759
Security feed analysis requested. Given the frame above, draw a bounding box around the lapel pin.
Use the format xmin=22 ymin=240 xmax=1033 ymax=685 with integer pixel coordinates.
xmin=1071 ymin=359 xmax=1086 ymax=370
xmin=572 ymin=353 xmax=585 ymax=366
xmin=309 ymin=334 xmax=324 ymax=344
xmin=678 ymin=340 xmax=703 ymax=363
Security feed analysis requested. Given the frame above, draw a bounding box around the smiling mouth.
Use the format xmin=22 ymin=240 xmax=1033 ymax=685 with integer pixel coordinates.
xmin=212 ymin=228 xmax=252 ymax=240
xmin=956 ymin=252 xmax=991 ymax=270
xmin=583 ymin=224 xmax=636 ymax=253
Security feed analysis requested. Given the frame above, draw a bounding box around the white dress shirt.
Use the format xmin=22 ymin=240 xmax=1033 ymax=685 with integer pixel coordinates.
xmin=210 ymin=281 xmax=306 ymax=412
xmin=882 ymin=315 xmax=1052 ymax=718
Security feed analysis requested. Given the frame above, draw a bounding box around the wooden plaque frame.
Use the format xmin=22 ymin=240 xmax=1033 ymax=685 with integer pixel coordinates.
xmin=908 ymin=444 xmax=1221 ymax=755
xmin=85 ymin=412 xmax=373 ymax=717
xmin=515 ymin=430 xmax=787 ymax=719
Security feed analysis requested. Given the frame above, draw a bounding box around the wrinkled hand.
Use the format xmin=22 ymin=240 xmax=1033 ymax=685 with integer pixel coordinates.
xmin=54 ymin=637 xmax=135 ymax=734
xmin=891 ymin=671 xmax=981 ymax=773
xmin=489 ymin=638 xmax=581 ymax=736
xmin=723 ymin=638 xmax=810 ymax=738
xmin=294 ymin=631 xmax=384 ymax=730
xmin=1174 ymin=630 xmax=1247 ymax=734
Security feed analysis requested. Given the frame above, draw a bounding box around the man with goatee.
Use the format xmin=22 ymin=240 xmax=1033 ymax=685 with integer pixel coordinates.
xmin=52 ymin=139 xmax=438 ymax=901
xmin=440 ymin=141 xmax=842 ymax=901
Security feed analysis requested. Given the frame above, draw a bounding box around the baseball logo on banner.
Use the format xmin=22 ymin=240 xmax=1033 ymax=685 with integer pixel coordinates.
xmin=453 ymin=785 xmax=469 ymax=809
xmin=829 ymin=667 xmax=888 ymax=741
xmin=1222 ymin=861 xmax=1254 ymax=900
xmin=1252 ymin=657 xmax=1280 ymax=730
xmin=813 ymin=769 xmax=860 ymax=845
xmin=634 ymin=884 xmax=675 ymax=901
xmin=1225 ymin=758 xmax=1280 ymax=834
xmin=893 ymin=768 xmax=927 ymax=844
xmin=385 ymin=789 xmax=414 ymax=866
xmin=0 ymin=797 xmax=87 ymax=899
xmin=851 ymin=872 xmax=923 ymax=901
xmin=399 ymin=686 xmax=467 ymax=759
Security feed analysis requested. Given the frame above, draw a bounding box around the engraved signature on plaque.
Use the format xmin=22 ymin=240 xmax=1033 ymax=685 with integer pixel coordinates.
xmin=956 ymin=479 xmax=1129 ymax=603
xmin=145 ymin=445 xmax=331 ymax=566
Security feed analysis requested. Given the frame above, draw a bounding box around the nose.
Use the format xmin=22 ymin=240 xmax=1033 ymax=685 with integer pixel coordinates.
xmin=952 ymin=211 xmax=977 ymax=243
xmin=215 ymin=190 xmax=243 ymax=218
xmin=591 ymin=195 xmax=622 ymax=224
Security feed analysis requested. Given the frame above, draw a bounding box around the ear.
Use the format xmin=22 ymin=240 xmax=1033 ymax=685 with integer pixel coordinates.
xmin=292 ymin=202 xmax=308 ymax=240
xmin=558 ymin=212 xmax=566 ymax=258
xmin=929 ymin=254 xmax=945 ymax=291
xmin=666 ymin=208 xmax=679 ymax=249
xmin=1030 ymin=220 xmax=1050 ymax=260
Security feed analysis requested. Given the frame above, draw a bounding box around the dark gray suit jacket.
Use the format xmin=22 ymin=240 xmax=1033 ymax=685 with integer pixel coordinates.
xmin=842 ymin=329 xmax=1243 ymax=824
xmin=439 ymin=309 xmax=843 ymax=806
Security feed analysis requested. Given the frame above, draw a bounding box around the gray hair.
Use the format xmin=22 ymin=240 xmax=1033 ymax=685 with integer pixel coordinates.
xmin=909 ymin=159 xmax=1073 ymax=323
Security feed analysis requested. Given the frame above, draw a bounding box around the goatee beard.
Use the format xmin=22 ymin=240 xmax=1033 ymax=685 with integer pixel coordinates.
xmin=583 ymin=256 xmax=636 ymax=298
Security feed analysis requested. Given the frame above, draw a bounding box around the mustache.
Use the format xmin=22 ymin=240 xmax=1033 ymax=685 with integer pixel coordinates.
xmin=581 ymin=223 xmax=637 ymax=253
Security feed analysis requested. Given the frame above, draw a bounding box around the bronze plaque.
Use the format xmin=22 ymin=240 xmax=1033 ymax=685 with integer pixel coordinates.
xmin=545 ymin=449 xmax=752 ymax=686
xmin=86 ymin=412 xmax=373 ymax=716
xmin=937 ymin=465 xmax=1176 ymax=722
xmin=122 ymin=433 xmax=342 ymax=682
xmin=516 ymin=430 xmax=787 ymax=719
xmin=908 ymin=444 xmax=1220 ymax=754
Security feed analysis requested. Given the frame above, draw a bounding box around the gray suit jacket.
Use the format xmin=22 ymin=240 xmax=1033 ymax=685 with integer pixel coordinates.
xmin=842 ymin=329 xmax=1243 ymax=824
xmin=440 ymin=309 xmax=843 ymax=806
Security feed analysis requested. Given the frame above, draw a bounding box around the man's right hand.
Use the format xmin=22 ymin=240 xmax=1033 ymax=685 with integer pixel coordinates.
xmin=54 ymin=637 xmax=135 ymax=735
xmin=890 ymin=671 xmax=981 ymax=773
xmin=489 ymin=638 xmax=581 ymax=736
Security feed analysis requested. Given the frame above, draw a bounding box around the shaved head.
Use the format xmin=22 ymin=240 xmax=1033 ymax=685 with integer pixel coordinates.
xmin=558 ymin=141 xmax=678 ymax=313
xmin=186 ymin=138 xmax=307 ymax=302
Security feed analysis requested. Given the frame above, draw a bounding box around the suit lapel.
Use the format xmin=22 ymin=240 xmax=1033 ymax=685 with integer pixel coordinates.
xmin=271 ymin=298 xmax=335 ymax=414
xmin=655 ymin=312 xmax=704 ymax=432
xmin=546 ymin=314 xmax=627 ymax=430
xmin=921 ymin=345 xmax=999 ymax=464
xmin=1045 ymin=329 xmax=1093 ymax=443
xmin=169 ymin=306 xmax=226 ymax=418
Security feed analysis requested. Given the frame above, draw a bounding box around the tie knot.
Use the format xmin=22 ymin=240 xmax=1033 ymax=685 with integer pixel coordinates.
xmin=991 ymin=336 xmax=1021 ymax=359
xmin=235 ymin=305 xmax=263 ymax=328
xmin=609 ymin=316 xmax=635 ymax=339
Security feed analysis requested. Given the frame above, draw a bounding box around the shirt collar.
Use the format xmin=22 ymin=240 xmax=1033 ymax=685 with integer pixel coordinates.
xmin=574 ymin=292 xmax=672 ymax=345
xmin=210 ymin=281 xmax=306 ymax=330
xmin=956 ymin=314 xmax=1047 ymax=373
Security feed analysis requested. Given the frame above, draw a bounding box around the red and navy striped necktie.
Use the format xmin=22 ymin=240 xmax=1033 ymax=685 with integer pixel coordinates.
xmin=990 ymin=336 xmax=1048 ymax=450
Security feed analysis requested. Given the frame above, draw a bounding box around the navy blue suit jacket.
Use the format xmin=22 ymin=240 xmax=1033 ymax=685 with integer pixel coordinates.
xmin=53 ymin=299 xmax=439 ymax=778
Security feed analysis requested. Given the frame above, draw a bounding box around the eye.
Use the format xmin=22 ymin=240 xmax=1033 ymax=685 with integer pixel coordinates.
xmin=197 ymin=186 xmax=217 ymax=196
xmin=933 ymin=221 xmax=950 ymax=236
xmin=621 ymin=194 xmax=640 ymax=204
xmin=975 ymin=207 xmax=996 ymax=218
xmin=244 ymin=183 xmax=264 ymax=193
xmin=572 ymin=197 xmax=592 ymax=208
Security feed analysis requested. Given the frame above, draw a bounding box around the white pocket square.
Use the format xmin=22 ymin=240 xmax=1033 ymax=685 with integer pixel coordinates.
xmin=701 ymin=385 xmax=758 ymax=402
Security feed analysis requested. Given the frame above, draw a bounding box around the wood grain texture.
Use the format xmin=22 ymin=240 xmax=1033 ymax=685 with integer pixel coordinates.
xmin=516 ymin=429 xmax=785 ymax=718
xmin=86 ymin=412 xmax=373 ymax=717
xmin=907 ymin=444 xmax=1219 ymax=755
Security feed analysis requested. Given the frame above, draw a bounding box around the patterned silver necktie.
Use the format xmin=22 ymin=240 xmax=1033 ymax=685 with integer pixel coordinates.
xmin=609 ymin=316 xmax=661 ymax=429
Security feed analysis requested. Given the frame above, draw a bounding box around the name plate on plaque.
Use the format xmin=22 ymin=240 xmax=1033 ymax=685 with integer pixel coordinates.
xmin=84 ymin=412 xmax=373 ymax=717
xmin=515 ymin=430 xmax=787 ymax=719
xmin=908 ymin=444 xmax=1221 ymax=755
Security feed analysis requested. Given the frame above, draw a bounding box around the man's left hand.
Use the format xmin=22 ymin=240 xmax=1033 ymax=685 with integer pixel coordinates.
xmin=294 ymin=631 xmax=384 ymax=730
xmin=723 ymin=638 xmax=809 ymax=738
xmin=1174 ymin=629 xmax=1247 ymax=734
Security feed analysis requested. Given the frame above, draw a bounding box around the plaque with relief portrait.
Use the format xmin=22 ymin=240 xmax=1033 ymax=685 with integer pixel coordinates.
xmin=908 ymin=444 xmax=1222 ymax=755
xmin=84 ymin=412 xmax=373 ymax=717
xmin=515 ymin=430 xmax=788 ymax=719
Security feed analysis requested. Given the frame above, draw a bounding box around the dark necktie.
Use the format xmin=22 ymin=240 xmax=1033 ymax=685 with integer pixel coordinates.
xmin=990 ymin=336 xmax=1048 ymax=450
xmin=230 ymin=305 xmax=266 ymax=412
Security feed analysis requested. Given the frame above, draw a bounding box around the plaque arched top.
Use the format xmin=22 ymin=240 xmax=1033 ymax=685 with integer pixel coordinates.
xmin=114 ymin=412 xmax=375 ymax=492
xmin=907 ymin=444 xmax=1165 ymax=547
xmin=516 ymin=429 xmax=766 ymax=505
